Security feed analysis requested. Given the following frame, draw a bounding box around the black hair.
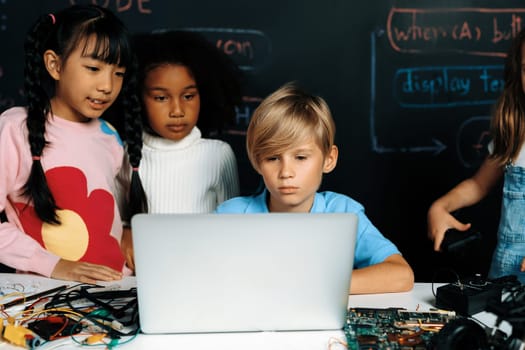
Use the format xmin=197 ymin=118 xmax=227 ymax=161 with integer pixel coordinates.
xmin=23 ymin=4 xmax=147 ymax=224
xmin=132 ymin=30 xmax=243 ymax=137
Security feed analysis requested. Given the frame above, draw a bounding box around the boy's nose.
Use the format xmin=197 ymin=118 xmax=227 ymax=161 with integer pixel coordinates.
xmin=279 ymin=160 xmax=294 ymax=178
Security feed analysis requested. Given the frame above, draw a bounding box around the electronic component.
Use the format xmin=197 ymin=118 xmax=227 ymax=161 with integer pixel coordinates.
xmin=435 ymin=274 xmax=518 ymax=316
xmin=1 ymin=322 xmax=43 ymax=348
xmin=431 ymin=317 xmax=490 ymax=350
xmin=344 ymin=307 xmax=457 ymax=350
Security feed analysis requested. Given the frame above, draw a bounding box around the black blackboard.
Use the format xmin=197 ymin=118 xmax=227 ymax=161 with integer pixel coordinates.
xmin=2 ymin=0 xmax=522 ymax=281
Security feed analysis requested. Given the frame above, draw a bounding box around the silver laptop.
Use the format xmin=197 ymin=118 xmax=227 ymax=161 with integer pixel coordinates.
xmin=131 ymin=212 xmax=357 ymax=334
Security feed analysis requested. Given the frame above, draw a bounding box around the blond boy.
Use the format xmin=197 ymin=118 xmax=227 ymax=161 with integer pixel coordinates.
xmin=216 ymin=82 xmax=414 ymax=294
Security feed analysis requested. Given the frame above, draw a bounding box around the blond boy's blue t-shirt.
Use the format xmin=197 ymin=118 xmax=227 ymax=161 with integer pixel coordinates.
xmin=215 ymin=190 xmax=401 ymax=269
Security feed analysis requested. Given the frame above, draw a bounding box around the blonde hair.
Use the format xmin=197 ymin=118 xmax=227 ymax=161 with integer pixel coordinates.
xmin=246 ymin=82 xmax=336 ymax=170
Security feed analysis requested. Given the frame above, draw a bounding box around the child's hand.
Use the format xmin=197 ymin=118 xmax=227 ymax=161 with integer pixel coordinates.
xmin=121 ymin=226 xmax=135 ymax=272
xmin=51 ymin=259 xmax=123 ymax=284
xmin=427 ymin=203 xmax=471 ymax=251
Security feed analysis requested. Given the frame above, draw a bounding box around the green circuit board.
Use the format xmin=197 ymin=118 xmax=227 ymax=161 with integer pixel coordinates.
xmin=344 ymin=307 xmax=457 ymax=350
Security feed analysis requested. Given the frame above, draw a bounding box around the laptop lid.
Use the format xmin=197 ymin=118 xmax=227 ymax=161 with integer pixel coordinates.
xmin=131 ymin=212 xmax=357 ymax=334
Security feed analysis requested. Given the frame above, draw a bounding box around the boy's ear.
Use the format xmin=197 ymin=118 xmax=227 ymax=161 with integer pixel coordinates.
xmin=43 ymin=50 xmax=61 ymax=80
xmin=323 ymin=145 xmax=338 ymax=174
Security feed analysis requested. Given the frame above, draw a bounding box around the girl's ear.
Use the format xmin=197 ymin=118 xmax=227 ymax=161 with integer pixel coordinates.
xmin=323 ymin=145 xmax=338 ymax=174
xmin=43 ymin=50 xmax=61 ymax=80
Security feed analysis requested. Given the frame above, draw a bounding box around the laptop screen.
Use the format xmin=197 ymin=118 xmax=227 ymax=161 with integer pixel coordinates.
xmin=132 ymin=212 xmax=357 ymax=334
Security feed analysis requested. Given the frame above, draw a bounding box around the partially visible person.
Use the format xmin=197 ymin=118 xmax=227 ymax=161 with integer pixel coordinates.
xmin=115 ymin=31 xmax=242 ymax=270
xmin=216 ymin=82 xmax=414 ymax=294
xmin=0 ymin=4 xmax=147 ymax=283
xmin=428 ymin=29 xmax=525 ymax=284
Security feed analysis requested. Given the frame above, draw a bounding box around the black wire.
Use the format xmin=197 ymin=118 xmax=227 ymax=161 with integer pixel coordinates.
xmin=431 ymin=267 xmax=462 ymax=297
xmin=43 ymin=284 xmax=140 ymax=337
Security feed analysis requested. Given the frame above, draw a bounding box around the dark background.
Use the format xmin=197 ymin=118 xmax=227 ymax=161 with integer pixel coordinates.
xmin=2 ymin=0 xmax=522 ymax=282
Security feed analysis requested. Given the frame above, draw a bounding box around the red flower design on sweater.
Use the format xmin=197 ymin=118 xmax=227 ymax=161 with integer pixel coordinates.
xmin=15 ymin=166 xmax=124 ymax=271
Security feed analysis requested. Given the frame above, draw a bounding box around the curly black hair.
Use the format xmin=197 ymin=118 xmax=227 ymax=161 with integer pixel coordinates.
xmin=132 ymin=30 xmax=243 ymax=137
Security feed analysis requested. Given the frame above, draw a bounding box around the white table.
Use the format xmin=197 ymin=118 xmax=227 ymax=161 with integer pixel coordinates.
xmin=0 ymin=274 xmax=508 ymax=349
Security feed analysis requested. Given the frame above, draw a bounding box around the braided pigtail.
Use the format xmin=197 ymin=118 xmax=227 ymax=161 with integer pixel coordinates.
xmin=22 ymin=13 xmax=60 ymax=224
xmin=22 ymin=4 xmax=146 ymax=224
xmin=120 ymin=57 xmax=148 ymax=217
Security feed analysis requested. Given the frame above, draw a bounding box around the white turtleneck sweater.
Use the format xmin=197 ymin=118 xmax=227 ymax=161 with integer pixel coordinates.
xmin=117 ymin=127 xmax=239 ymax=215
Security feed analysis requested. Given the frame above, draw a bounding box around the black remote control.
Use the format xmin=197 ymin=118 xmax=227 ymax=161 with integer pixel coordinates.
xmin=440 ymin=228 xmax=482 ymax=253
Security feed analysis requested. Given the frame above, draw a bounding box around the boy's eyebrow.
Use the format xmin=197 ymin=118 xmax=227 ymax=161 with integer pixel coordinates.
xmin=291 ymin=146 xmax=315 ymax=153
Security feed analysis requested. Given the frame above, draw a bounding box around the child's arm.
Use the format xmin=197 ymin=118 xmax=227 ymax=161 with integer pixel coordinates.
xmin=427 ymin=157 xmax=503 ymax=251
xmin=0 ymin=222 xmax=122 ymax=283
xmin=0 ymin=220 xmax=60 ymax=276
xmin=349 ymin=254 xmax=414 ymax=294
xmin=120 ymin=226 xmax=134 ymax=272
xmin=51 ymin=259 xmax=123 ymax=284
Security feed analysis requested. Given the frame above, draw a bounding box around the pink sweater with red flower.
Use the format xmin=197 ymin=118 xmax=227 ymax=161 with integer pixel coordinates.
xmin=0 ymin=107 xmax=128 ymax=277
